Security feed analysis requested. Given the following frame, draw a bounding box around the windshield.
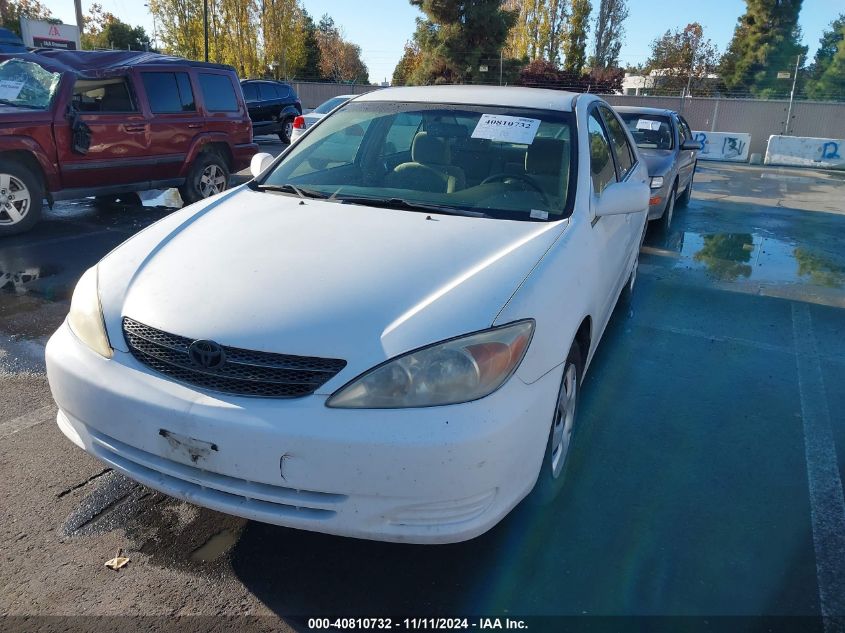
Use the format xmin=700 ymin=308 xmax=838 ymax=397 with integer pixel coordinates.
xmin=313 ymin=96 xmax=350 ymax=114
xmin=619 ymin=113 xmax=674 ymax=150
xmin=0 ymin=59 xmax=61 ymax=110
xmin=259 ymin=101 xmax=576 ymax=221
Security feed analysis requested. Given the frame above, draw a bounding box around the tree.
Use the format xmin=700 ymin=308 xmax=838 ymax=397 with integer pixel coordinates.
xmin=719 ymin=0 xmax=808 ymax=97
xmin=261 ymin=0 xmax=307 ymax=80
xmin=590 ymin=0 xmax=628 ymax=69
xmin=505 ymin=0 xmax=568 ymax=65
xmin=644 ymin=22 xmax=720 ymax=95
xmin=82 ymin=4 xmax=151 ymax=50
xmin=300 ymin=10 xmax=322 ymax=81
xmin=562 ymin=0 xmax=590 ymax=74
xmin=805 ymin=14 xmax=845 ymax=100
xmin=1 ymin=0 xmax=56 ymax=36
xmin=517 ymin=57 xmax=623 ymax=92
xmin=408 ymin=0 xmax=517 ymax=85
xmin=315 ymin=15 xmax=369 ymax=83
xmin=392 ymin=40 xmax=422 ymax=85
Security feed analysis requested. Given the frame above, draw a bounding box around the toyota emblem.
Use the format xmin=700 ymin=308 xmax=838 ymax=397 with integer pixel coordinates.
xmin=188 ymin=339 xmax=226 ymax=370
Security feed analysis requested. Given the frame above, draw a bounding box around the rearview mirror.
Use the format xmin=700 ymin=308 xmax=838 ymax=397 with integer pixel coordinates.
xmin=594 ymin=180 xmax=649 ymax=217
xmin=250 ymin=152 xmax=274 ymax=178
xmin=682 ymin=140 xmax=702 ymax=151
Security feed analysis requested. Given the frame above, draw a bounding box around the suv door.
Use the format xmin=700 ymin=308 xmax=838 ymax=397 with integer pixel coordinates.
xmin=139 ymin=69 xmax=204 ymax=184
xmin=56 ymin=75 xmax=153 ymax=190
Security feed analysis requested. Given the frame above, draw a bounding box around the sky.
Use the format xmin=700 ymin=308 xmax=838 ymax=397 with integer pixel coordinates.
xmin=39 ymin=0 xmax=843 ymax=84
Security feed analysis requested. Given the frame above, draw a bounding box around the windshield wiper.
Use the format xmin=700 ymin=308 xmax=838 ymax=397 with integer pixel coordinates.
xmin=335 ymin=196 xmax=490 ymax=218
xmin=0 ymin=99 xmax=43 ymax=110
xmin=252 ymin=183 xmax=329 ymax=199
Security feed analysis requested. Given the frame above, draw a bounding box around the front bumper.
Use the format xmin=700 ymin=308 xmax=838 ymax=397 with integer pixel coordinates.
xmin=648 ymin=185 xmax=670 ymax=220
xmin=46 ymin=322 xmax=561 ymax=544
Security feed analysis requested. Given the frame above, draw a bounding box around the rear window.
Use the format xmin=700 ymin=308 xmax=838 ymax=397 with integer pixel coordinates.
xmin=313 ymin=96 xmax=349 ymax=114
xmin=619 ymin=113 xmax=674 ymax=150
xmin=141 ymin=72 xmax=195 ymax=113
xmin=199 ymin=73 xmax=239 ymax=112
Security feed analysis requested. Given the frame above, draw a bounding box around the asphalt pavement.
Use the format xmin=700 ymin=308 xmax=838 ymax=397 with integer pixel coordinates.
xmin=0 ymin=161 xmax=844 ymax=629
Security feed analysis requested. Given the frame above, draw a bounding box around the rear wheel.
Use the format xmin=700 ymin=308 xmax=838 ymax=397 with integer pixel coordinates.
xmin=179 ymin=152 xmax=230 ymax=205
xmin=278 ymin=117 xmax=294 ymax=144
xmin=0 ymin=159 xmax=43 ymax=237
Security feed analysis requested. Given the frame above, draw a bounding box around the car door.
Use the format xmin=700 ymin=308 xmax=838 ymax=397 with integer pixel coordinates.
xmin=241 ymin=82 xmax=260 ymax=120
xmin=258 ymin=82 xmax=279 ymax=124
xmin=675 ymin=115 xmax=696 ymax=189
xmin=138 ymin=69 xmax=205 ymax=184
xmin=55 ymin=74 xmax=153 ymax=190
xmin=586 ymin=107 xmax=629 ymax=329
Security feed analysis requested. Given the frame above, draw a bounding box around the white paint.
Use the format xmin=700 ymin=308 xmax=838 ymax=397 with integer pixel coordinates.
xmin=765 ymin=135 xmax=845 ymax=170
xmin=691 ymin=130 xmax=751 ymax=162
xmin=20 ymin=19 xmax=81 ymax=50
xmin=471 ymin=114 xmax=540 ymax=144
xmin=791 ymin=303 xmax=845 ymax=624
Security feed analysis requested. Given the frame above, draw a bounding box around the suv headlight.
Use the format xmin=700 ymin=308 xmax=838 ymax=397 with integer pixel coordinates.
xmin=327 ymin=320 xmax=534 ymax=409
xmin=67 ymin=267 xmax=112 ymax=358
xmin=650 ymin=176 xmax=664 ymax=189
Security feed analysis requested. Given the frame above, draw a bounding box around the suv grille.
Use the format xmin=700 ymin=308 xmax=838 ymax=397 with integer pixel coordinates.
xmin=122 ymin=317 xmax=346 ymax=398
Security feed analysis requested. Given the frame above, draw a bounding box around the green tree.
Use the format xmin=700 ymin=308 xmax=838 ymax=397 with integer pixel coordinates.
xmin=300 ymin=10 xmax=322 ymax=80
xmin=562 ymin=0 xmax=590 ymax=74
xmin=719 ymin=0 xmax=808 ymax=97
xmin=82 ymin=4 xmax=151 ymax=50
xmin=392 ymin=39 xmax=422 ymax=85
xmin=409 ymin=0 xmax=517 ymax=85
xmin=1 ymin=0 xmax=56 ymax=36
xmin=590 ymin=0 xmax=628 ymax=69
xmin=645 ymin=23 xmax=720 ymax=95
xmin=261 ymin=0 xmax=307 ymax=80
xmin=805 ymin=15 xmax=845 ymax=100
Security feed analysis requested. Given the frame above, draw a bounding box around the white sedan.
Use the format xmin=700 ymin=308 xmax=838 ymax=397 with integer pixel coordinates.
xmin=290 ymin=94 xmax=355 ymax=142
xmin=46 ymin=86 xmax=649 ymax=544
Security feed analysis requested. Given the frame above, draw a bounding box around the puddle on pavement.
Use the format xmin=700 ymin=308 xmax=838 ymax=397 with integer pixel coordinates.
xmin=190 ymin=529 xmax=239 ymax=562
xmin=652 ymin=230 xmax=845 ymax=287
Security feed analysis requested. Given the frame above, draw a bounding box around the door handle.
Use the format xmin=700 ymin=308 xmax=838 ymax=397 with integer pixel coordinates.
xmin=125 ymin=124 xmax=147 ymax=132
xmin=187 ymin=123 xmax=202 ymax=129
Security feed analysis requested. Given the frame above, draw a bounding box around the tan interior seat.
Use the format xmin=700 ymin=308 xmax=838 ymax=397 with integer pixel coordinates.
xmin=386 ymin=132 xmax=466 ymax=193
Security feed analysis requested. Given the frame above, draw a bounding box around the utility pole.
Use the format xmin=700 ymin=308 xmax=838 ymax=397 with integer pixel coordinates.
xmin=203 ymin=0 xmax=209 ymax=62
xmin=785 ymin=54 xmax=801 ymax=135
xmin=499 ymin=50 xmax=503 ymax=86
xmin=74 ymin=0 xmax=84 ymax=41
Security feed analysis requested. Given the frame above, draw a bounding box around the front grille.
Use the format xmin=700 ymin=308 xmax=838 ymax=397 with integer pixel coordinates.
xmin=122 ymin=317 xmax=346 ymax=398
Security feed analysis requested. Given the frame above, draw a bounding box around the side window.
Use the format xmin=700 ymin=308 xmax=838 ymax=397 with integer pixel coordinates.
xmin=680 ymin=117 xmax=694 ymax=145
xmin=199 ymin=73 xmax=239 ymax=112
xmin=141 ymin=72 xmax=195 ymax=113
xmin=258 ymin=83 xmax=277 ymax=101
xmin=242 ymin=83 xmax=258 ymax=101
xmin=587 ymin=111 xmax=617 ymax=194
xmin=600 ymin=106 xmax=635 ymax=180
xmin=383 ymin=112 xmax=423 ymax=155
xmin=277 ymin=84 xmax=290 ymax=99
xmin=72 ymin=78 xmax=136 ymax=113
xmin=676 ymin=116 xmax=688 ymax=145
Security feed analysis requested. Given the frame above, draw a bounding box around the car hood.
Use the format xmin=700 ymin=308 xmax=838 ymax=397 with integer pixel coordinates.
xmin=99 ymin=188 xmax=565 ymax=392
xmin=637 ymin=149 xmax=675 ymax=177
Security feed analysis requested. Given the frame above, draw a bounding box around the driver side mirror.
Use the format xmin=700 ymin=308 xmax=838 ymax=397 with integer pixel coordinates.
xmin=682 ymin=140 xmax=702 ymax=151
xmin=250 ymin=152 xmax=274 ymax=179
xmin=594 ymin=180 xmax=649 ymax=217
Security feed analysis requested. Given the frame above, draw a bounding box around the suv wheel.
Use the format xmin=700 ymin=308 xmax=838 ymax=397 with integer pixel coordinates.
xmin=0 ymin=159 xmax=43 ymax=237
xmin=179 ymin=152 xmax=230 ymax=205
xmin=279 ymin=118 xmax=294 ymax=144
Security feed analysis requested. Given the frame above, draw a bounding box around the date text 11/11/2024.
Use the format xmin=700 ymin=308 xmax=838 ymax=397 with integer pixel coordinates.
xmin=307 ymin=618 xmax=529 ymax=630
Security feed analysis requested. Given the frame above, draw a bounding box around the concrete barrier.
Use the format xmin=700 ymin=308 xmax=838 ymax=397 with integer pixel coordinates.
xmin=765 ymin=135 xmax=845 ymax=170
xmin=691 ymin=131 xmax=751 ymax=162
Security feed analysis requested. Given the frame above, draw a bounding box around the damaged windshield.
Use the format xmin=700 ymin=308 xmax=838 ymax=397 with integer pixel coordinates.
xmin=0 ymin=59 xmax=61 ymax=110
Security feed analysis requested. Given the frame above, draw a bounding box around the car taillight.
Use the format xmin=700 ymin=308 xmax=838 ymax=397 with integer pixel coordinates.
xmin=293 ymin=116 xmax=305 ymax=129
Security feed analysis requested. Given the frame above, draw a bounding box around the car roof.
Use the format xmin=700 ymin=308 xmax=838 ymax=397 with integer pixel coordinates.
xmin=614 ymin=105 xmax=677 ymax=117
xmin=354 ymin=85 xmax=580 ymax=112
xmin=242 ymin=79 xmax=291 ymax=85
xmin=0 ymin=50 xmax=235 ymax=78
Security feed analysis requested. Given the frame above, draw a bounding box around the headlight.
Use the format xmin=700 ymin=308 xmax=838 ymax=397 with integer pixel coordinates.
xmin=67 ymin=267 xmax=112 ymax=358
xmin=650 ymin=176 xmax=664 ymax=189
xmin=327 ymin=320 xmax=534 ymax=409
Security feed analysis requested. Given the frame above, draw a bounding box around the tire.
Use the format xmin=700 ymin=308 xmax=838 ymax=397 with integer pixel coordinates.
xmin=527 ymin=341 xmax=583 ymax=506
xmin=178 ymin=152 xmax=230 ymax=206
xmin=278 ymin=117 xmax=294 ymax=144
xmin=677 ymin=165 xmax=695 ymax=208
xmin=0 ymin=159 xmax=43 ymax=237
xmin=660 ymin=183 xmax=677 ymax=232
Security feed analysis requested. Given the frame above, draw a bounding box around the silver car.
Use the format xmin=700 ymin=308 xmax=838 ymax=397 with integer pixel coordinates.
xmin=290 ymin=94 xmax=356 ymax=142
xmin=615 ymin=106 xmax=701 ymax=230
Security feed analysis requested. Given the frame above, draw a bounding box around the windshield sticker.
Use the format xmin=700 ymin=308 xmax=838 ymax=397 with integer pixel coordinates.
xmin=471 ymin=114 xmax=541 ymax=144
xmin=530 ymin=209 xmax=549 ymax=220
xmin=0 ymin=80 xmax=24 ymax=100
xmin=636 ymin=119 xmax=662 ymax=131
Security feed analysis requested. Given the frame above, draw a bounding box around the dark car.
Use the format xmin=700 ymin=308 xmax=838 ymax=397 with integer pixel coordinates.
xmin=240 ymin=79 xmax=301 ymax=143
xmin=0 ymin=28 xmax=26 ymax=53
xmin=0 ymin=50 xmax=258 ymax=236
xmin=615 ymin=106 xmax=701 ymax=231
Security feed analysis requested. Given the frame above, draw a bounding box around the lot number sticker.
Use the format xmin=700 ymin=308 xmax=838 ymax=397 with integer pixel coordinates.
xmin=0 ymin=80 xmax=24 ymax=100
xmin=472 ymin=114 xmax=541 ymax=144
xmin=636 ymin=119 xmax=662 ymax=131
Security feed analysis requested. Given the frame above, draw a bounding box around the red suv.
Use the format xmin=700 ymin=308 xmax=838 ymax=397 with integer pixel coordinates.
xmin=0 ymin=50 xmax=257 ymax=236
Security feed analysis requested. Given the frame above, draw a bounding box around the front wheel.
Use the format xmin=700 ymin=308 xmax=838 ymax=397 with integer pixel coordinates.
xmin=527 ymin=341 xmax=583 ymax=506
xmin=0 ymin=159 xmax=43 ymax=237
xmin=278 ymin=117 xmax=294 ymax=144
xmin=179 ymin=152 xmax=230 ymax=205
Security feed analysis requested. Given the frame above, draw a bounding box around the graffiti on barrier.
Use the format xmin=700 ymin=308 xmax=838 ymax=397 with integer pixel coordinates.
xmin=692 ymin=131 xmax=751 ymax=162
xmin=819 ymin=141 xmax=840 ymax=161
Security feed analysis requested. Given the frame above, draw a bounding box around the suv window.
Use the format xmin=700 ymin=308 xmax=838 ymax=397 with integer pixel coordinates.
xmin=242 ymin=83 xmax=258 ymax=101
xmin=258 ymin=83 xmax=278 ymax=101
xmin=141 ymin=72 xmax=195 ymax=113
xmin=600 ymin=106 xmax=635 ymax=180
xmin=588 ymin=111 xmax=616 ymax=194
xmin=72 ymin=78 xmax=136 ymax=113
xmin=200 ymin=74 xmax=239 ymax=111
xmin=276 ymin=84 xmax=291 ymax=99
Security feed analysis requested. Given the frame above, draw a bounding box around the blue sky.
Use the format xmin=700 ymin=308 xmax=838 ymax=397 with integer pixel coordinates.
xmin=41 ymin=0 xmax=842 ymax=83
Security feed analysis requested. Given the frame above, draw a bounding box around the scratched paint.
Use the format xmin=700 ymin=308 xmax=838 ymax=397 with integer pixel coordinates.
xmin=765 ymin=135 xmax=845 ymax=170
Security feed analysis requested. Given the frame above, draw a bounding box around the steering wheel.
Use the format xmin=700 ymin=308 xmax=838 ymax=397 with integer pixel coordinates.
xmin=481 ymin=173 xmax=551 ymax=207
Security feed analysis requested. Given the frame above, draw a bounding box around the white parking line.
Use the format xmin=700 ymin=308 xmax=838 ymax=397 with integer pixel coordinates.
xmin=0 ymin=404 xmax=56 ymax=439
xmin=791 ymin=303 xmax=845 ymax=625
